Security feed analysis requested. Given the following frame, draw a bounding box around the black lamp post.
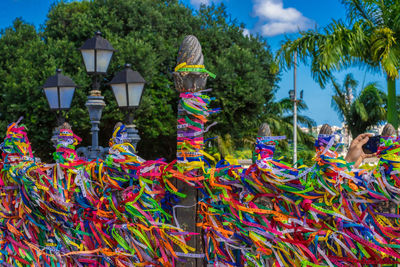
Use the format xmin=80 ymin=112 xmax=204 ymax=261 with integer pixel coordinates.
xmin=42 ymin=68 xmax=77 ymax=124
xmin=79 ymin=31 xmax=115 ymax=160
xmin=109 ymin=64 xmax=146 ymax=149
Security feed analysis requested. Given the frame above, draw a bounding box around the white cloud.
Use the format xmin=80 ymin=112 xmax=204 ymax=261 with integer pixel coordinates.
xmin=253 ymin=0 xmax=313 ymax=36
xmin=243 ymin=28 xmax=251 ymax=37
xmin=261 ymin=20 xmax=310 ymax=36
xmin=190 ymin=0 xmax=211 ymax=7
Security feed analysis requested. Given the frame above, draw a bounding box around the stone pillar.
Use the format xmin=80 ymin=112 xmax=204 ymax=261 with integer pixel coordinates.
xmin=173 ymin=35 xmax=209 ymax=167
xmin=172 ymin=35 xmax=210 ymax=267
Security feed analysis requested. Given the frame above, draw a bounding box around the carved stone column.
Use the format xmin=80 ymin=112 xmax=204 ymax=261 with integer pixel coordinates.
xmin=173 ymin=35 xmax=209 ymax=167
xmin=173 ymin=35 xmax=209 ymax=267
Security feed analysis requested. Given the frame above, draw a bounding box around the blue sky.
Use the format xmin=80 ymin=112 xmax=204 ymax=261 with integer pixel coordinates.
xmin=181 ymin=0 xmax=388 ymax=127
xmin=0 ymin=0 xmax=389 ymax=126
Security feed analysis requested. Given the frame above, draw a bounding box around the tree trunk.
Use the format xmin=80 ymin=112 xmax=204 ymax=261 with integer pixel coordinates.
xmin=387 ymin=76 xmax=397 ymax=130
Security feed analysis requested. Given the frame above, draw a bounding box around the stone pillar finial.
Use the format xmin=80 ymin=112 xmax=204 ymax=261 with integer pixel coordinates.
xmin=257 ymin=123 xmax=271 ymax=137
xmin=61 ymin=122 xmax=72 ymax=130
xmin=114 ymin=122 xmax=123 ymax=131
xmin=173 ymin=35 xmax=208 ymax=93
xmin=382 ymin=123 xmax=396 ymax=136
xmin=176 ymin=35 xmax=204 ymax=66
xmin=319 ymin=124 xmax=333 ymax=135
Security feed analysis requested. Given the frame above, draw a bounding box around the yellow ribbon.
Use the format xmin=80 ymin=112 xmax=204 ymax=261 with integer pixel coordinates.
xmin=174 ymin=62 xmax=205 ymax=72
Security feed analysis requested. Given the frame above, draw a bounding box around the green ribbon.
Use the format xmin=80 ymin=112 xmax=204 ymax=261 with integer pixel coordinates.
xmin=176 ymin=67 xmax=216 ymax=79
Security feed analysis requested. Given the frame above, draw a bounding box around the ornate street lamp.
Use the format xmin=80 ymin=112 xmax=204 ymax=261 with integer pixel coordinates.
xmin=42 ymin=68 xmax=77 ymax=146
xmin=109 ymin=63 xmax=146 ymax=149
xmin=78 ymin=31 xmax=115 ymax=160
xmin=79 ymin=31 xmax=115 ymax=76
xmin=42 ymin=68 xmax=77 ymax=123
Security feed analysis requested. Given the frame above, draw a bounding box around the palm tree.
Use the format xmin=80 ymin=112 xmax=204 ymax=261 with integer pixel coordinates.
xmin=331 ymin=74 xmax=357 ymax=120
xmin=331 ymin=74 xmax=358 ymax=141
xmin=263 ymin=97 xmax=316 ymax=147
xmin=332 ymin=74 xmax=386 ymax=137
xmin=349 ymin=84 xmax=386 ymax=137
xmin=277 ymin=0 xmax=400 ymax=129
xmin=278 ymin=97 xmax=316 ymax=129
xmin=214 ymin=97 xmax=316 ymax=160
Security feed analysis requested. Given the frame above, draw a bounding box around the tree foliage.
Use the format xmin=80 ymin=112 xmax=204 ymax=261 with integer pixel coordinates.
xmin=331 ymin=74 xmax=386 ymax=137
xmin=0 ymin=0 xmax=278 ymax=161
xmin=331 ymin=74 xmax=357 ymax=123
xmin=262 ymin=97 xmax=315 ymax=149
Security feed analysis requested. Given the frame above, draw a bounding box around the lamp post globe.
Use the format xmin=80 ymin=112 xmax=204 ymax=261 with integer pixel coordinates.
xmin=109 ymin=63 xmax=145 ymax=109
xmin=79 ymin=31 xmax=115 ymax=75
xmin=109 ymin=64 xmax=146 ymax=150
xmin=42 ymin=68 xmax=76 ymax=116
xmin=42 ymin=68 xmax=77 ymax=145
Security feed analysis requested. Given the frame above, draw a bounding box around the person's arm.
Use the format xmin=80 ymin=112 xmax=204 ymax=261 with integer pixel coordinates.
xmin=345 ymin=133 xmax=376 ymax=168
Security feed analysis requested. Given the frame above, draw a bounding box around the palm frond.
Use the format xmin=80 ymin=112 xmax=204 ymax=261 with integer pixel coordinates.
xmin=277 ymin=19 xmax=374 ymax=88
xmin=343 ymin=73 xmax=358 ymax=97
xmin=353 ymin=100 xmax=368 ymax=121
xmin=297 ymin=115 xmax=316 ymax=129
xmin=341 ymin=0 xmax=382 ymax=26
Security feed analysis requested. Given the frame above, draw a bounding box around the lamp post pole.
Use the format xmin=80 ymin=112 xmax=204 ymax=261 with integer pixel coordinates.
xmin=87 ymin=72 xmax=105 ymax=159
xmin=85 ymin=89 xmax=106 ymax=159
xmin=125 ymin=110 xmax=141 ymax=149
xmin=78 ymin=31 xmax=115 ymax=160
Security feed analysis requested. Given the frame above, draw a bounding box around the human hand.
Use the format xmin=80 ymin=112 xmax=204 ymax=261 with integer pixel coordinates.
xmin=345 ymin=133 xmax=376 ymax=168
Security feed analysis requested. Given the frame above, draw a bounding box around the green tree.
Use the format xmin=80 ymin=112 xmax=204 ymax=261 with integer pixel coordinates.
xmin=206 ymin=97 xmax=316 ymax=162
xmin=331 ymin=74 xmax=385 ymax=137
xmin=265 ymin=97 xmax=315 ymax=147
xmin=277 ymin=0 xmax=400 ymax=129
xmin=0 ymin=19 xmax=59 ymax=158
xmin=0 ymin=0 xmax=278 ymax=161
xmin=331 ymin=73 xmax=358 ymax=142
xmin=348 ymin=84 xmax=386 ymax=137
xmin=331 ymin=74 xmax=358 ymax=124
xmin=257 ymin=97 xmax=316 ymax=165
xmin=278 ymin=97 xmax=315 ymax=129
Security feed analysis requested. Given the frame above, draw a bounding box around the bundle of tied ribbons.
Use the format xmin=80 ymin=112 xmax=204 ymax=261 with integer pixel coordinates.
xmin=197 ymin=134 xmax=400 ymax=266
xmin=0 ymin=122 xmax=198 ymax=266
xmin=3 ymin=121 xmax=400 ymax=266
